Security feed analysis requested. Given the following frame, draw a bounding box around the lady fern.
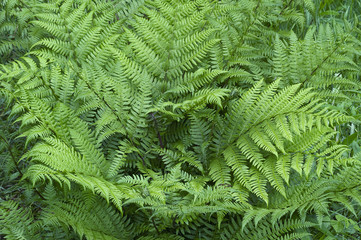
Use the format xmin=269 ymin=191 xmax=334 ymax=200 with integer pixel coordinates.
xmin=1 ymin=0 xmax=361 ymax=239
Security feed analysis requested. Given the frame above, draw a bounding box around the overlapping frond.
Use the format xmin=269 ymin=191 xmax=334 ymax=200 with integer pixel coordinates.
xmin=0 ymin=0 xmax=360 ymax=239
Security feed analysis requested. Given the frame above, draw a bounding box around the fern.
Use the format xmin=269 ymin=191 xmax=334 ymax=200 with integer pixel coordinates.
xmin=1 ymin=0 xmax=361 ymax=239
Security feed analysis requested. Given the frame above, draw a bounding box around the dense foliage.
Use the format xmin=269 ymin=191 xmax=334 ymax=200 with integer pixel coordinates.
xmin=1 ymin=0 xmax=361 ymax=239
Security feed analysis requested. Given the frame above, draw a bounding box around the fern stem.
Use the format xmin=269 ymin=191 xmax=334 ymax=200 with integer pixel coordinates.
xmin=301 ymin=31 xmax=353 ymax=87
xmin=0 ymin=135 xmax=23 ymax=176
xmin=279 ymin=0 xmax=294 ymax=16
xmin=17 ymin=0 xmax=36 ymax=15
xmin=0 ymin=134 xmax=45 ymax=200
xmin=172 ymin=215 xmax=177 ymax=228
xmin=151 ymin=217 xmax=160 ymax=235
xmin=72 ymin=66 xmax=147 ymax=166
xmin=240 ymin=0 xmax=261 ymax=45
xmin=309 ymin=47 xmax=339 ymax=77
xmin=150 ymin=112 xmax=164 ymax=149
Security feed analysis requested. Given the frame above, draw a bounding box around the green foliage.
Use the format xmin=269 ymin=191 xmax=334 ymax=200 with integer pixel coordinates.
xmin=1 ymin=0 xmax=361 ymax=239
xmin=0 ymin=0 xmax=38 ymax=64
